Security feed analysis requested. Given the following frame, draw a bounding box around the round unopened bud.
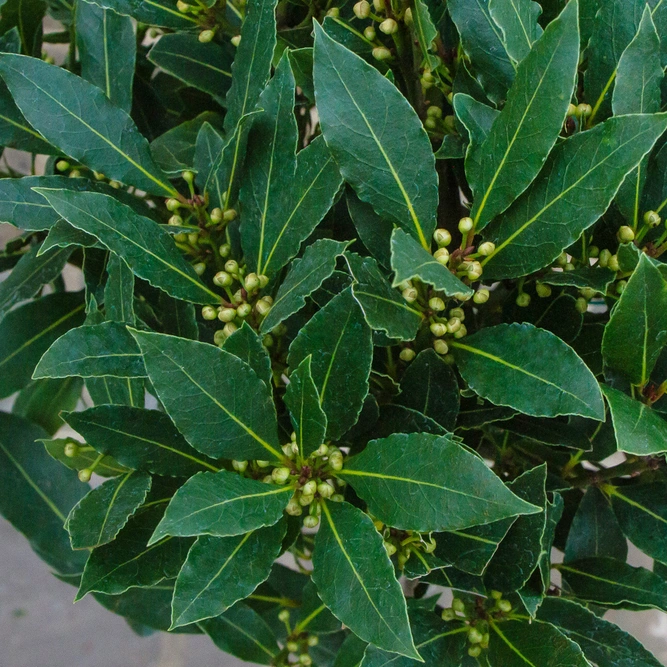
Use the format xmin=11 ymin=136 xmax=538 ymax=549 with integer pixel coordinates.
xmin=575 ymin=297 xmax=588 ymax=313
xmin=64 ymin=442 xmax=79 ymax=458
xmin=565 ymin=262 xmax=575 ymax=272
xmin=193 ymin=262 xmax=206 ymax=276
xmin=232 ymin=460 xmax=248 ymax=472
xmin=384 ymin=541 xmax=397 ymax=556
xmin=617 ymin=280 xmax=627 ymax=294
xmin=453 ymin=324 xmax=467 ymax=339
xmin=403 ymin=6 xmax=413 ymax=23
xmin=210 ymin=208 xmax=224 ymax=224
xmin=468 ymin=628 xmax=484 ymax=644
xmin=441 ymin=608 xmax=456 ymax=621
xmin=433 ymin=228 xmax=452 ymax=247
xmin=218 ymin=244 xmax=231 ymax=259
xmin=434 ymin=248 xmax=450 ymax=265
xmin=644 ymin=210 xmax=662 ymax=227
xmin=449 ymin=307 xmax=465 ymax=320
xmin=326 ymin=6 xmax=339 ymax=16
xmin=225 ymin=259 xmax=239 ymax=274
xmin=577 ymin=103 xmax=592 ymax=118
xmin=598 ymin=249 xmax=611 ymax=268
xmin=588 ymin=246 xmax=599 ymax=258
xmin=222 ymin=322 xmax=238 ymax=338
xmin=109 ymin=180 xmax=122 ymax=189
xmin=364 ymin=26 xmax=376 ymax=40
xmin=299 ymin=494 xmax=315 ymax=506
xmin=608 ymin=254 xmax=620 ymax=272
xmin=402 ymin=287 xmax=418 ymax=303
xmin=287 ymin=641 xmax=299 ymax=652
xmin=329 ymin=452 xmax=344 ymax=471
xmin=278 ymin=609 xmax=290 ymax=623
xmin=166 ymin=198 xmax=181 ymax=211
xmin=202 ymin=305 xmax=218 ymax=320
xmin=498 ymin=599 xmax=512 ymax=613
xmin=168 ymin=214 xmax=183 ymax=226
xmin=427 ymin=105 xmax=443 ymax=119
xmin=244 ymin=272 xmax=260 ymax=291
xmin=567 ymin=103 xmax=577 ymax=117
xmin=353 ymin=0 xmax=370 ymax=18
xmin=78 ymin=468 xmax=92 ymax=483
xmin=331 ymin=494 xmax=344 ymax=502
xmin=69 ymin=169 xmax=81 ymax=179
xmin=429 ymin=297 xmax=445 ymax=312
xmin=303 ymin=515 xmax=319 ymax=529
xmin=255 ymin=299 xmax=272 ymax=317
xmin=307 ymin=635 xmax=319 ymax=647
xmin=176 ymin=0 xmax=189 ymax=11
xmin=56 ymin=159 xmax=70 ymax=172
xmin=256 ymin=460 xmax=270 ymax=468
xmin=182 ymin=170 xmax=195 ymax=184
xmin=272 ymin=467 xmax=291 ymax=484
xmin=302 ymin=480 xmax=318 ymax=496
xmin=536 ymin=283 xmax=552 ymax=298
xmin=223 ymin=209 xmax=238 ymax=223
xmin=473 ymin=289 xmax=489 ymax=304
xmin=174 ymin=233 xmax=187 ymax=243
xmin=618 ymin=226 xmax=635 ymax=242
xmin=372 ymin=46 xmax=392 ymax=61
xmin=580 ymin=287 xmax=595 ymax=300
xmin=446 ymin=317 xmax=461 ymax=334
xmin=424 ymin=117 xmax=438 ymax=131
xmin=467 ymin=262 xmax=483 ymax=281
xmin=315 ymin=444 xmax=329 ymax=457
xmin=379 ymin=18 xmax=398 ymax=34
xmin=430 ymin=322 xmax=447 ymax=337
xmin=282 ymin=443 xmax=296 ymax=457
xmin=188 ymin=232 xmax=199 ymax=246
xmin=373 ymin=0 xmax=385 ymax=11
xmin=218 ymin=307 xmax=236 ymax=322
xmin=452 ymin=598 xmax=465 ymax=613
xmin=399 ymin=348 xmax=416 ymax=362
xmin=516 ymin=292 xmax=531 ymax=307
xmin=491 ymin=590 xmax=503 ymax=600
xmin=231 ymin=35 xmax=241 ymax=47
xmin=458 ymin=217 xmax=474 ymax=234
xmin=555 ymin=252 xmax=568 ymax=267
xmin=478 ymin=241 xmax=495 ymax=256
xmin=231 ymin=303 xmax=248 ymax=319
xmin=258 ymin=274 xmax=270 ymax=288
xmin=318 ymin=482 xmax=335 ymax=498
xmin=468 ymin=646 xmax=482 ymax=658
xmin=433 ymin=339 xmax=449 ymax=355
xmin=213 ymin=330 xmax=226 ymax=346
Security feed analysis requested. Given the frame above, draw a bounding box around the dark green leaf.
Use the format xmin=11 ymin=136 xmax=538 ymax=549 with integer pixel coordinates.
xmin=42 ymin=437 xmax=130 ymax=477
xmin=0 ymin=0 xmax=45 ymax=57
xmin=346 ymin=190 xmax=393 ymax=269
xmin=87 ymin=0 xmax=196 ymax=28
xmin=0 ymin=79 xmax=54 ymax=153
xmin=294 ymin=581 xmax=341 ymax=635
xmin=412 ymin=0 xmax=439 ymax=70
xmin=540 ymin=267 xmax=617 ymax=293
xmin=158 ymin=292 xmax=198 ymax=340
xmin=501 ymin=414 xmax=592 ymax=449
xmin=223 ymin=321 xmax=272 ymax=387
xmin=105 ymin=253 xmax=135 ymax=324
xmin=488 ymin=0 xmax=543 ymax=65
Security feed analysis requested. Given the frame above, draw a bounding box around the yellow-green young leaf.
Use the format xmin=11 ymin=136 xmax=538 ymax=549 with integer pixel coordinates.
xmin=76 ymin=0 xmax=136 ymax=113
xmin=339 ymin=433 xmax=539 ymax=533
xmin=451 ymin=323 xmax=605 ymax=420
xmin=64 ymin=406 xmax=220 ymax=477
xmin=313 ymin=21 xmax=438 ymax=249
xmin=35 ymin=189 xmax=218 ymax=304
xmin=33 ymin=322 xmax=146 ymax=379
xmin=223 ymin=322 xmax=272 ymax=387
xmin=468 ymin=0 xmax=579 ymax=231
xmin=86 ymin=0 xmax=196 ymax=28
xmin=0 ymin=55 xmax=176 ymax=196
xmin=602 ymin=254 xmax=667 ymax=386
xmin=66 ymin=471 xmax=151 ymax=549
xmin=287 ymin=288 xmax=373 ymax=440
xmin=130 ymin=330 xmax=283 ymax=461
xmin=171 ymin=521 xmax=286 ymax=628
xmin=0 ymin=413 xmax=89 ymax=575
xmin=284 ymin=356 xmax=327 ymax=459
xmin=148 ymin=470 xmax=292 ymax=543
xmin=488 ymin=0 xmax=543 ymax=65
xmin=481 ymin=113 xmax=667 ymax=279
xmin=602 ymin=384 xmax=667 ymax=455
xmin=312 ymin=501 xmax=420 ymax=659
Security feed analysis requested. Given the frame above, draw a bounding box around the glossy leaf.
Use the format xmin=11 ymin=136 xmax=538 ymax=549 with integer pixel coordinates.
xmin=540 ymin=267 xmax=617 ymax=294
xmin=312 ymin=501 xmax=419 ymax=659
xmin=105 ymin=253 xmax=135 ymax=324
xmin=339 ymin=433 xmax=539 ymax=533
xmin=87 ymin=0 xmax=196 ymax=28
xmin=223 ymin=322 xmax=272 ymax=387
xmin=313 ymin=21 xmax=437 ymax=249
xmin=488 ymin=0 xmax=543 ymax=65
xmin=42 ymin=437 xmax=130 ymax=478
xmin=452 ymin=323 xmax=605 ymax=419
xmin=346 ymin=190 xmax=393 ymax=269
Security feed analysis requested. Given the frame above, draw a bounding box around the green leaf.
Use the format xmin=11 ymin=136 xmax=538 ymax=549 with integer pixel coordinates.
xmin=294 ymin=580 xmax=341 ymax=635
xmin=312 ymin=501 xmax=419 ymax=659
xmin=0 ymin=0 xmax=45 ymax=57
xmin=412 ymin=0 xmax=439 ymax=70
xmin=260 ymin=238 xmax=350 ymax=334
xmin=223 ymin=322 xmax=272 ymax=387
xmin=453 ymin=93 xmax=500 ymax=162
xmin=0 ymin=54 xmax=175 ymax=196
xmin=339 ymin=433 xmax=539 ymax=532
xmin=0 ymin=243 xmax=70 ymax=319
xmin=171 ymin=521 xmax=286 ymax=628
xmin=481 ymin=113 xmax=667 ymax=279
xmin=313 ymin=21 xmax=437 ymax=249
xmin=87 ymin=0 xmax=196 ymax=28
xmin=452 ymin=323 xmax=604 ymax=419
xmin=65 ymin=406 xmax=220 ymax=477
xmin=540 ymin=266 xmax=617 ymax=294
xmin=148 ymin=33 xmax=233 ymax=99
xmin=560 ymin=557 xmax=667 ymax=610
xmin=390 ymin=228 xmax=473 ymax=298
xmin=609 ymin=482 xmax=667 ymax=565
xmin=199 ymin=602 xmax=281 ymax=665
xmin=33 ymin=321 xmax=145 ymax=379
xmin=76 ymin=505 xmax=193 ymax=600
xmin=66 ymin=471 xmax=151 ymax=549
xmin=602 ymin=254 xmax=667 ymax=385
xmin=0 ymin=291 xmax=85 ymax=399
xmin=483 ymin=465 xmax=547 ymax=593
xmin=130 ymin=330 xmax=282 ymax=460
xmin=488 ymin=0 xmax=543 ymax=65
xmin=42 ymin=437 xmax=130 ymax=477
xmin=396 ymin=350 xmax=459 ymax=431
xmin=0 ymin=413 xmax=88 ymax=575
xmin=346 ymin=252 xmax=422 ymax=341
xmin=346 ymin=190 xmax=393 ymax=269
xmin=284 ymin=356 xmax=327 ymax=458
xmin=105 ymin=253 xmax=135 ymax=325
xmin=76 ymin=0 xmax=136 ymax=113
xmin=35 ymin=189 xmax=218 ymax=304
xmin=158 ymin=292 xmax=199 ymax=340
xmin=564 ymin=486 xmax=627 ymax=562
xmin=536 ymin=597 xmax=663 ymax=667
xmin=602 ymin=384 xmax=667 ymax=455
xmin=149 ymin=469 xmax=292 ymax=543
xmin=287 ymin=288 xmax=373 ymax=440
xmin=489 ymin=618 xmax=589 ymax=666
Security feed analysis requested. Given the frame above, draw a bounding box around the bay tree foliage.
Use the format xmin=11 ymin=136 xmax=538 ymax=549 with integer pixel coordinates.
xmin=3 ymin=0 xmax=667 ymax=663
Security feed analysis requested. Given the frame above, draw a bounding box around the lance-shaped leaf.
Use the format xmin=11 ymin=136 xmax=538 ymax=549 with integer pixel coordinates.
xmin=488 ymin=0 xmax=543 ymax=65
xmin=452 ymin=323 xmax=604 ymax=419
xmin=489 ymin=619 xmax=589 ymax=667
xmin=76 ymin=505 xmax=193 ymax=600
xmin=14 ymin=376 xmax=83 ymax=435
xmin=602 ymin=384 xmax=667 ymax=455
xmin=313 ymin=21 xmax=437 ymax=249
xmin=260 ymin=239 xmax=350 ymax=333
xmin=149 ymin=470 xmax=293 ymax=543
xmin=481 ymin=114 xmax=667 ymax=279
xmin=284 ymin=356 xmax=327 ymax=459
xmin=453 ymin=94 xmax=500 ymax=161
xmin=609 ymin=482 xmax=667 ymax=565
xmin=346 ymin=190 xmax=393 ymax=269
xmin=148 ymin=33 xmax=233 ymax=99
xmin=346 ymin=253 xmax=422 ymax=341
xmin=312 ymin=501 xmax=419 ymax=659
xmin=40 ymin=221 xmax=100 ymax=253
xmin=0 ymin=413 xmax=88 ymax=575
xmin=467 ymin=0 xmax=578 ymax=231
xmin=87 ymin=0 xmax=196 ymax=28
xmin=105 ymin=253 xmax=135 ymax=325
xmin=66 ymin=471 xmax=151 ymax=549
xmin=0 ymin=291 xmax=85 ymax=399
xmin=536 ymin=597 xmax=664 ymax=667
xmin=602 ymin=254 xmax=667 ymax=386
xmin=390 ymin=228 xmax=473 ymax=298
xmin=65 ymin=406 xmax=220 ymax=477
xmin=158 ymin=292 xmax=198 ymax=340
xmin=171 ymin=521 xmax=286 ymax=628
xmin=0 ymin=54 xmax=176 ymax=196
xmin=0 ymin=243 xmax=70 ymax=319
xmin=42 ymin=437 xmax=129 ymax=477
xmin=412 ymin=0 xmax=439 ymax=70
xmin=540 ymin=266 xmax=617 ymax=294
xmin=338 ymin=433 xmax=539 ymax=533
xmin=560 ymin=557 xmax=667 ymax=610
xmin=0 ymin=0 xmax=44 ymax=57
xmin=130 ymin=330 xmax=282 ymax=460
xmin=76 ymin=0 xmax=136 ymax=113
xmin=33 ymin=322 xmax=145 ymax=379
xmin=288 ymin=288 xmax=373 ymax=440
xmin=35 ymin=189 xmax=218 ymax=304
xmin=222 ymin=322 xmax=272 ymax=387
